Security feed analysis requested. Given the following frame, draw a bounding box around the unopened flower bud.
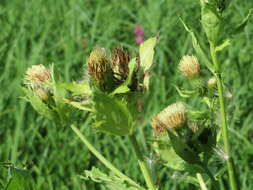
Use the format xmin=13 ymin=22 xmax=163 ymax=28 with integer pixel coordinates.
xmin=207 ymin=77 xmax=217 ymax=88
xmin=87 ymin=48 xmax=110 ymax=82
xmin=154 ymin=102 xmax=186 ymax=131
xmin=179 ymin=56 xmax=200 ymax=78
xmin=111 ymin=47 xmax=130 ymax=80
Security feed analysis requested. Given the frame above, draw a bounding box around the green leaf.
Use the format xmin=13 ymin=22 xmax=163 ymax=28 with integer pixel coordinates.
xmin=152 ymin=137 xmax=204 ymax=173
xmin=167 ymin=130 xmax=201 ymax=164
xmin=5 ymin=168 xmax=36 ymax=190
xmin=180 ymin=18 xmax=215 ymax=74
xmin=111 ymin=86 xmax=130 ymax=95
xmin=229 ymin=9 xmax=252 ymax=36
xmin=152 ymin=138 xmax=186 ymax=171
xmin=23 ymin=88 xmax=58 ymax=121
xmin=82 ymin=167 xmax=143 ymax=190
xmin=64 ymin=99 xmax=93 ymax=112
xmin=93 ymin=90 xmax=133 ymax=136
xmin=59 ymin=82 xmax=92 ymax=96
xmin=175 ymin=86 xmax=198 ymax=98
xmin=139 ymin=36 xmax=157 ymax=72
xmin=215 ymin=39 xmax=231 ymax=52
xmin=111 ymin=58 xmax=136 ymax=95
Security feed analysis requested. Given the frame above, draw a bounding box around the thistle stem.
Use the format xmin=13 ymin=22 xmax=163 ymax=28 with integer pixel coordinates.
xmin=200 ymin=163 xmax=219 ymax=190
xmin=129 ymin=135 xmax=156 ymax=190
xmin=70 ymin=125 xmax=140 ymax=188
xmin=210 ymin=43 xmax=238 ymax=190
xmin=197 ymin=173 xmax=208 ymax=190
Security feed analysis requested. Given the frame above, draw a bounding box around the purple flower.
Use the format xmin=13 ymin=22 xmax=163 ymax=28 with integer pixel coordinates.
xmin=135 ymin=36 xmax=144 ymax=44
xmin=134 ymin=24 xmax=145 ymax=44
xmin=134 ymin=25 xmax=144 ymax=36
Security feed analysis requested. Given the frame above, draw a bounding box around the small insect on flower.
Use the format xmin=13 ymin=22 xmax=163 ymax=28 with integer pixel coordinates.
xmin=152 ymin=102 xmax=187 ymax=135
xmin=179 ymin=55 xmax=200 ymax=78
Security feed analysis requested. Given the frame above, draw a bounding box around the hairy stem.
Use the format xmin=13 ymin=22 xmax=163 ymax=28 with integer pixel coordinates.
xmin=129 ymin=135 xmax=156 ymax=190
xmin=70 ymin=125 xmax=140 ymax=188
xmin=210 ymin=43 xmax=238 ymax=190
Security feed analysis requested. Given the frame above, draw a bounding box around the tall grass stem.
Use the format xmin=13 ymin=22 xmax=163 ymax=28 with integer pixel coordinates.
xmin=70 ymin=125 xmax=141 ymax=188
xmin=129 ymin=135 xmax=156 ymax=190
xmin=210 ymin=43 xmax=238 ymax=190
xmin=197 ymin=173 xmax=208 ymax=190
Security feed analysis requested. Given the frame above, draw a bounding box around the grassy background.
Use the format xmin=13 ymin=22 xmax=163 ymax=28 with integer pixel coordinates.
xmin=0 ymin=0 xmax=253 ymax=189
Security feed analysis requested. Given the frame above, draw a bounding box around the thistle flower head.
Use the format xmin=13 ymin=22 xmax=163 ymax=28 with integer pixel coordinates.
xmin=24 ymin=64 xmax=51 ymax=101
xmin=154 ymin=102 xmax=187 ymax=131
xmin=24 ymin=64 xmax=51 ymax=86
xmin=87 ymin=48 xmax=111 ymax=83
xmin=111 ymin=47 xmax=130 ymax=80
xmin=179 ymin=55 xmax=200 ymax=78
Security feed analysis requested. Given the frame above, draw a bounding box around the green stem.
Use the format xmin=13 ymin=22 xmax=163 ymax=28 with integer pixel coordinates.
xmin=70 ymin=125 xmax=140 ymax=188
xmin=200 ymin=163 xmax=219 ymax=190
xmin=129 ymin=135 xmax=156 ymax=190
xmin=210 ymin=44 xmax=238 ymax=190
xmin=197 ymin=173 xmax=208 ymax=190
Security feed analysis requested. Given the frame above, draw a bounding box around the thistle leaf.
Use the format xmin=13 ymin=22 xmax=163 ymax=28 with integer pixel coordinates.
xmin=5 ymin=168 xmax=36 ymax=190
xmin=59 ymin=82 xmax=92 ymax=96
xmin=175 ymin=86 xmax=197 ymax=98
xmin=152 ymin=137 xmax=204 ymax=173
xmin=229 ymin=9 xmax=252 ymax=36
xmin=139 ymin=36 xmax=157 ymax=72
xmin=64 ymin=99 xmax=93 ymax=112
xmin=167 ymin=130 xmax=201 ymax=164
xmin=82 ymin=167 xmax=143 ymax=190
xmin=215 ymin=39 xmax=231 ymax=52
xmin=93 ymin=90 xmax=133 ymax=136
xmin=23 ymin=88 xmax=58 ymax=121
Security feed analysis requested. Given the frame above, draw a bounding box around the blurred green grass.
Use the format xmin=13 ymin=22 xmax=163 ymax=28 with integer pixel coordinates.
xmin=0 ymin=0 xmax=253 ymax=189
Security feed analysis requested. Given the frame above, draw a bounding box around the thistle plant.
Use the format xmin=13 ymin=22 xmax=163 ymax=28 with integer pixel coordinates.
xmin=21 ymin=0 xmax=251 ymax=189
xmin=23 ymin=37 xmax=158 ymax=190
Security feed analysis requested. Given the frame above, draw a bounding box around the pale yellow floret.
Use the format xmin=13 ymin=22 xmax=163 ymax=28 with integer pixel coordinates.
xmin=155 ymin=102 xmax=186 ymax=130
xmin=179 ymin=55 xmax=200 ymax=78
xmin=24 ymin=64 xmax=51 ymax=85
